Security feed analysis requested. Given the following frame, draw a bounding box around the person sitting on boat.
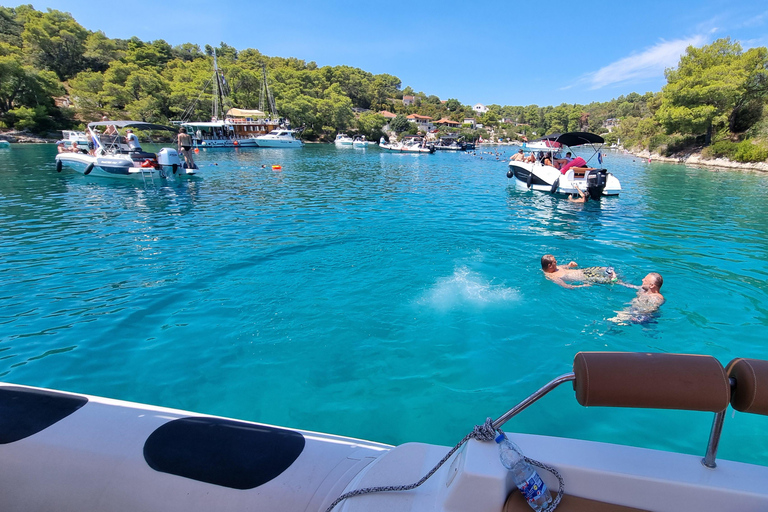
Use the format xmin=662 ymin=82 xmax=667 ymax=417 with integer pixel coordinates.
xmin=69 ymin=141 xmax=81 ymax=153
xmin=57 ymin=141 xmax=66 ymax=153
xmin=125 ymin=129 xmax=141 ymax=152
xmin=541 ymin=254 xmax=617 ymax=289
xmin=556 ymin=152 xmax=573 ymax=168
xmin=559 ymin=156 xmax=587 ymax=174
xmin=510 ymin=149 xmax=525 ymax=162
xmin=609 ymin=273 xmax=665 ymax=324
xmin=524 ymin=152 xmax=537 ymax=163
xmin=177 ymin=127 xmax=195 ymax=169
xmin=543 ymin=153 xmax=557 ymax=168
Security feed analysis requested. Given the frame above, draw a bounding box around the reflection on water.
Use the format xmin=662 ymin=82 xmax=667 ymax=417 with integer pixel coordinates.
xmin=2 ymin=144 xmax=768 ymax=465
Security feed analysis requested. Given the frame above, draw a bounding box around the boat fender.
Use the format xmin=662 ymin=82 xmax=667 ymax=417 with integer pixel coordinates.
xmin=84 ymin=163 xmax=95 ymax=175
xmin=506 ymin=170 xmax=513 ymax=179
xmin=194 ymin=147 xmax=200 ymax=153
xmin=526 ymin=172 xmax=533 ymax=188
xmin=234 ymin=141 xmax=239 ymax=146
xmin=550 ymin=177 xmax=559 ymax=194
xmin=56 ymin=160 xmax=63 ymax=173
xmin=172 ymin=163 xmax=178 ymax=174
xmin=141 ymin=159 xmax=154 ymax=168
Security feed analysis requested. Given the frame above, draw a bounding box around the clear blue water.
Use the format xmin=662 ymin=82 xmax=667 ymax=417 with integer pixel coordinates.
xmin=2 ymin=143 xmax=768 ymax=465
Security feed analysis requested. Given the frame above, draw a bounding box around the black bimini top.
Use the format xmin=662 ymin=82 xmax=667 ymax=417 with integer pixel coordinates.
xmin=555 ymin=132 xmax=605 ymax=146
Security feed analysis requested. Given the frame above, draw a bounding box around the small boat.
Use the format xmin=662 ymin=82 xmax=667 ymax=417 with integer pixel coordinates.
xmin=507 ymin=132 xmax=621 ymax=198
xmin=433 ymin=135 xmax=467 ymax=151
xmin=335 ymin=133 xmax=354 ymax=146
xmin=0 ymin=139 xmax=10 ymax=148
xmin=57 ymin=130 xmax=90 ymax=149
xmin=253 ymin=129 xmax=304 ymax=148
xmin=380 ymin=136 xmax=435 ymax=154
xmin=352 ymin=135 xmax=376 ymax=148
xmin=2 ymin=351 xmax=767 ymax=511
xmin=54 ymin=120 xmax=197 ymax=181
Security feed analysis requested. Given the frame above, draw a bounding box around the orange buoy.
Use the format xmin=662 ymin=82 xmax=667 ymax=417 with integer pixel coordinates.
xmin=194 ymin=147 xmax=199 ymax=153
xmin=233 ymin=141 xmax=239 ymax=146
xmin=272 ymin=165 xmax=282 ymax=170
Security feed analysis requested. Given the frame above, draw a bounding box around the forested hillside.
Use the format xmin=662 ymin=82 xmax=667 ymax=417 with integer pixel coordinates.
xmin=1 ymin=6 xmax=767 ymax=161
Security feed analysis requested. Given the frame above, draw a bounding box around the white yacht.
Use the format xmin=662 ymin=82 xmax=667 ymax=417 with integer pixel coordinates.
xmin=335 ymin=133 xmax=354 ymax=146
xmin=253 ymin=129 xmax=304 ymax=148
xmin=1 ymin=351 xmax=767 ymax=511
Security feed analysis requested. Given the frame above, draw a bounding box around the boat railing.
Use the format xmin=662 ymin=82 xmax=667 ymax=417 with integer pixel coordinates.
xmin=491 ymin=352 xmax=766 ymax=470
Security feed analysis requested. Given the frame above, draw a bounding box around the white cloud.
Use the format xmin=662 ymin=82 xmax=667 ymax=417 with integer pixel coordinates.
xmin=564 ymin=35 xmax=709 ymax=91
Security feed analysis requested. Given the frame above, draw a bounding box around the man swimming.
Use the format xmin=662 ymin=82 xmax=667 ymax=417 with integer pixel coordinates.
xmin=541 ymin=254 xmax=618 ymax=289
xmin=609 ymin=273 xmax=665 ymax=324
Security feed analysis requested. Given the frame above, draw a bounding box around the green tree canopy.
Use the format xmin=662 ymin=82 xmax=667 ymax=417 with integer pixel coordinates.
xmin=656 ymin=38 xmax=768 ymax=143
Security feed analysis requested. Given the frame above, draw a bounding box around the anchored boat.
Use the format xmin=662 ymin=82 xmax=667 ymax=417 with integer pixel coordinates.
xmin=54 ymin=120 xmax=196 ymax=182
xmin=507 ymin=132 xmax=621 ymax=198
xmin=2 ymin=352 xmax=767 ymax=511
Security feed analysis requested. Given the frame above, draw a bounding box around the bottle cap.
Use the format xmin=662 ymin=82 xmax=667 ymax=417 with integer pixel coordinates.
xmin=495 ymin=433 xmax=505 ymax=443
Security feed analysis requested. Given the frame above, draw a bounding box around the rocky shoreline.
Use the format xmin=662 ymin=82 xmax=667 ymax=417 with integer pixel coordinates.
xmin=634 ymin=148 xmax=768 ymax=173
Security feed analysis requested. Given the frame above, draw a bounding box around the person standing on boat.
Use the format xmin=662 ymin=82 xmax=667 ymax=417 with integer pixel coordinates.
xmin=125 ymin=129 xmax=141 ymax=151
xmin=177 ymin=127 xmax=195 ymax=169
xmin=541 ymin=254 xmax=617 ymax=289
xmin=102 ymin=116 xmax=118 ymax=136
xmin=609 ymin=273 xmax=665 ymax=324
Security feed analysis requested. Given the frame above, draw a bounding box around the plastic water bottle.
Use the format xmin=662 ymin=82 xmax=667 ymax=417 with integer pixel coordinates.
xmin=495 ymin=433 xmax=552 ymax=511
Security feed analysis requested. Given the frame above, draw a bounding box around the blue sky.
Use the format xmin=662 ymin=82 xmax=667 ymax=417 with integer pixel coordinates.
xmin=12 ymin=0 xmax=768 ymax=107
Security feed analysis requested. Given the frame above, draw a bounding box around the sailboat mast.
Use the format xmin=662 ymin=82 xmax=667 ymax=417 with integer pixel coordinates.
xmin=212 ymin=50 xmax=227 ymax=120
xmin=261 ymin=64 xmax=277 ymax=119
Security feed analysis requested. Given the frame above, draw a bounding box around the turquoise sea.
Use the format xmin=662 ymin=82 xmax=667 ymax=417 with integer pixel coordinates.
xmin=1 ymin=143 xmax=768 ymax=466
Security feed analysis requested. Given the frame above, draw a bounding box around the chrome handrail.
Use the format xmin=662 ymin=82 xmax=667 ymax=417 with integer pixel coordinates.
xmin=492 ymin=373 xmax=575 ymax=430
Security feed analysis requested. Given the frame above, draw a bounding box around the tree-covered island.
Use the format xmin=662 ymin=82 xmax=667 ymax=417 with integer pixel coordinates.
xmin=1 ymin=6 xmax=767 ymax=165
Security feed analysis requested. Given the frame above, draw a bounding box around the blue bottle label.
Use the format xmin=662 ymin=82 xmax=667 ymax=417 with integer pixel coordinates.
xmin=519 ymin=473 xmax=547 ymax=502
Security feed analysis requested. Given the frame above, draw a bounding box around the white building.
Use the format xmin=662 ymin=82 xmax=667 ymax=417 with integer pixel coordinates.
xmin=473 ymin=103 xmax=488 ymax=114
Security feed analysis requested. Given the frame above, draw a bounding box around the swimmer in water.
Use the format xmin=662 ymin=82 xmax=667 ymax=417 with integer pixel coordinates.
xmin=541 ymin=254 xmax=618 ymax=289
xmin=609 ymin=272 xmax=665 ymax=324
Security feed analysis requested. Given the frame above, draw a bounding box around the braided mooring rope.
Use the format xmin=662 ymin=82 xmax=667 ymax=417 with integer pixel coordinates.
xmin=323 ymin=418 xmax=563 ymax=512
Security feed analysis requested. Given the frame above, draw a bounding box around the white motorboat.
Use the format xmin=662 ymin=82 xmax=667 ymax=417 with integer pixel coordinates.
xmin=352 ymin=135 xmax=376 ymax=148
xmin=54 ymin=120 xmax=197 ymax=181
xmin=0 ymin=139 xmax=9 ymax=148
xmin=58 ymin=130 xmax=90 ymax=148
xmin=380 ymin=136 xmax=435 ymax=153
xmin=1 ymin=351 xmax=767 ymax=512
xmin=335 ymin=133 xmax=354 ymax=146
xmin=507 ymin=132 xmax=621 ymax=198
xmin=253 ymin=129 xmax=304 ymax=148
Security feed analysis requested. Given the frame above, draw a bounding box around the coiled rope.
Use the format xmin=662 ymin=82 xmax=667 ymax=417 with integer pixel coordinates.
xmin=323 ymin=418 xmax=563 ymax=512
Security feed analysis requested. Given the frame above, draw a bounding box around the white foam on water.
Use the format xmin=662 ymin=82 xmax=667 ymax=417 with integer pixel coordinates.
xmin=419 ymin=266 xmax=519 ymax=311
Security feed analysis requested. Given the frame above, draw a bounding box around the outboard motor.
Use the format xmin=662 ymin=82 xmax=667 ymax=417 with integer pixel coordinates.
xmin=585 ymin=169 xmax=608 ymax=200
xmin=157 ymin=148 xmax=182 ymax=176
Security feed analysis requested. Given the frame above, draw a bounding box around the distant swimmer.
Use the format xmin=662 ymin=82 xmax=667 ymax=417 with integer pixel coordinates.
xmin=609 ymin=272 xmax=665 ymax=325
xmin=541 ymin=254 xmax=617 ymax=289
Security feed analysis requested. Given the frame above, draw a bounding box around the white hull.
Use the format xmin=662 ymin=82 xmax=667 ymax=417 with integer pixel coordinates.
xmin=254 ymin=139 xmax=304 ymax=148
xmin=508 ymin=161 xmax=621 ymax=196
xmin=380 ymin=143 xmax=434 ymax=153
xmin=56 ymin=151 xmax=196 ymax=180
xmin=1 ymin=370 xmax=767 ymax=512
xmin=253 ymin=130 xmax=304 ymax=148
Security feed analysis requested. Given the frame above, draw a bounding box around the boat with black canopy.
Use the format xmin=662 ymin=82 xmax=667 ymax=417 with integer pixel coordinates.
xmin=507 ymin=132 xmax=621 ymax=198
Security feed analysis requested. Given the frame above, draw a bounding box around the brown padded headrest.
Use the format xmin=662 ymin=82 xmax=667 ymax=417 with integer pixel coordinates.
xmin=573 ymin=352 xmax=730 ymax=412
xmin=727 ymin=358 xmax=768 ymax=415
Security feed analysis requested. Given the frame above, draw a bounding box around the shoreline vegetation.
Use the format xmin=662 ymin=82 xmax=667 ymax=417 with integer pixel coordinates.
xmin=1 ymin=7 xmax=767 ymax=171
